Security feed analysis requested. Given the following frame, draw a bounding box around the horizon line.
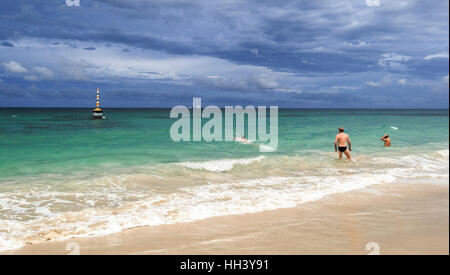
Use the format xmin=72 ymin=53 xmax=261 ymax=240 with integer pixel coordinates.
xmin=0 ymin=107 xmax=448 ymax=110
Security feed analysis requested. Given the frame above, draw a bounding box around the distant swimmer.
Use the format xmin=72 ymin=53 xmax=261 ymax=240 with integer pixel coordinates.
xmin=334 ymin=127 xmax=352 ymax=160
xmin=380 ymin=134 xmax=391 ymax=147
xmin=234 ymin=136 xmax=258 ymax=147
xmin=234 ymin=136 xmax=251 ymax=144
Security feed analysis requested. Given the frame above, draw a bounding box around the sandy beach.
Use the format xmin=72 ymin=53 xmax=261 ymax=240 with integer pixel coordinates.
xmin=5 ymin=182 xmax=448 ymax=255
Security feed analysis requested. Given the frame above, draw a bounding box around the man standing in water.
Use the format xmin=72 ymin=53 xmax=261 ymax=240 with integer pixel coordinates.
xmin=380 ymin=134 xmax=391 ymax=147
xmin=334 ymin=127 xmax=352 ymax=160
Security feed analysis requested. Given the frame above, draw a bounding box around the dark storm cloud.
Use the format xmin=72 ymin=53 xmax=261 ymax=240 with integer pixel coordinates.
xmin=0 ymin=0 xmax=448 ymax=107
xmin=1 ymin=41 xmax=14 ymax=47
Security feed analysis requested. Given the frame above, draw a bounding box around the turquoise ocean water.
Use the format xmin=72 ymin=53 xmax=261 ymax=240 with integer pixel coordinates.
xmin=0 ymin=108 xmax=448 ymax=251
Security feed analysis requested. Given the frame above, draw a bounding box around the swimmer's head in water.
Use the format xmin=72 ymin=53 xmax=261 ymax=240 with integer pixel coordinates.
xmin=339 ymin=127 xmax=344 ymax=132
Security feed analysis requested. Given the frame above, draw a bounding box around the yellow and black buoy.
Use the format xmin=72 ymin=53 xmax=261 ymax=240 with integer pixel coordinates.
xmin=92 ymin=88 xmax=103 ymax=119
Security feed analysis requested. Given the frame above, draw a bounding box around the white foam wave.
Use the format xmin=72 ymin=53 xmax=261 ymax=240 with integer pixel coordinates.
xmin=178 ymin=156 xmax=266 ymax=172
xmin=372 ymin=153 xmax=448 ymax=173
xmin=0 ymin=172 xmax=397 ymax=252
xmin=0 ymin=149 xmax=448 ymax=252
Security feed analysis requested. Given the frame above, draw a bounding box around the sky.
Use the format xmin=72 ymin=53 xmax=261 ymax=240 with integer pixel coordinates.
xmin=0 ymin=0 xmax=448 ymax=108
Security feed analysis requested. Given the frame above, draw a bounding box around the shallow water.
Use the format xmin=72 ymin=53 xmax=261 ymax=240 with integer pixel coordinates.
xmin=0 ymin=108 xmax=448 ymax=251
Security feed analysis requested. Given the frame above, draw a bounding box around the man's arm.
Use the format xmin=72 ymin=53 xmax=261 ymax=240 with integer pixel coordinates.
xmin=334 ymin=136 xmax=338 ymax=152
xmin=347 ymin=136 xmax=352 ymax=151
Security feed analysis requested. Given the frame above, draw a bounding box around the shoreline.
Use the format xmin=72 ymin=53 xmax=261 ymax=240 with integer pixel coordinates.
xmin=5 ymin=181 xmax=448 ymax=255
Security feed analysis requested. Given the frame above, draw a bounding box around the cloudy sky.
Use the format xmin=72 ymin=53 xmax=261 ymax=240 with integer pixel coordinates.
xmin=0 ymin=0 xmax=448 ymax=108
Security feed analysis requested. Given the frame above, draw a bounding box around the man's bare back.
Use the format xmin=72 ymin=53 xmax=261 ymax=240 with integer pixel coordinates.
xmin=334 ymin=127 xmax=352 ymax=160
xmin=336 ymin=133 xmax=349 ymax=147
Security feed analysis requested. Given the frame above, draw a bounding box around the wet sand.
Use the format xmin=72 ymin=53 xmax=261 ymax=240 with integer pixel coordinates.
xmin=5 ymin=182 xmax=448 ymax=255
